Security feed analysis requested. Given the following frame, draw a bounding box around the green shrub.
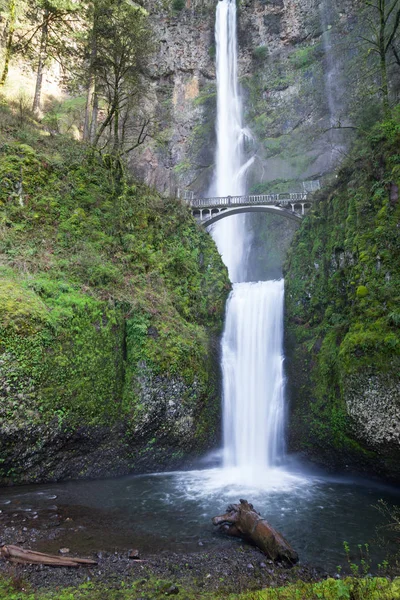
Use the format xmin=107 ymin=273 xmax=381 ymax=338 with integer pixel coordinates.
xmin=172 ymin=0 xmax=185 ymax=11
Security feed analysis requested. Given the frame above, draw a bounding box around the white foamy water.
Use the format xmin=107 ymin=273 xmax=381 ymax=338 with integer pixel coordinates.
xmin=222 ymin=280 xmax=286 ymax=483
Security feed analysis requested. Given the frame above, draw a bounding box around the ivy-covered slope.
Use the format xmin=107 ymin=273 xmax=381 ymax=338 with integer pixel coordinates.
xmin=0 ymin=100 xmax=229 ymax=484
xmin=284 ymin=111 xmax=400 ymax=480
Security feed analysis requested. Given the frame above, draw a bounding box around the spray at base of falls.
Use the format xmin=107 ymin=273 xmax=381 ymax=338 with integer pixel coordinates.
xmin=209 ymin=0 xmax=287 ymax=486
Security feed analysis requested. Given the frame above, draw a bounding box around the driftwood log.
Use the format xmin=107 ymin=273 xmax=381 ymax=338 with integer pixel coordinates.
xmin=0 ymin=545 xmax=98 ymax=568
xmin=212 ymin=499 xmax=299 ymax=564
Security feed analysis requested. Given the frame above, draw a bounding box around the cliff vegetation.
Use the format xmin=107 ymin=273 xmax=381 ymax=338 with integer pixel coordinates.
xmin=284 ymin=108 xmax=400 ymax=479
xmin=0 ymin=97 xmax=230 ymax=484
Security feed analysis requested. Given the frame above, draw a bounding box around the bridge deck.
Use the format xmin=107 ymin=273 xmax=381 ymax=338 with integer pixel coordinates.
xmin=190 ymin=192 xmax=310 ymax=209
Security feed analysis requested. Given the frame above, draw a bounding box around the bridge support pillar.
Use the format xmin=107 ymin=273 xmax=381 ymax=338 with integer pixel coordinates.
xmin=301 ymin=203 xmax=305 ymax=215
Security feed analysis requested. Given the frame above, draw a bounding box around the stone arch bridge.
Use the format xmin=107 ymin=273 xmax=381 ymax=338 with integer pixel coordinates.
xmin=187 ymin=193 xmax=314 ymax=226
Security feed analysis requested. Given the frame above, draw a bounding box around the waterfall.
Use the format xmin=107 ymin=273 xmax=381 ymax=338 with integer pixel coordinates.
xmin=222 ymin=281 xmax=286 ymax=476
xmin=210 ymin=0 xmax=286 ymax=484
xmin=210 ymin=0 xmax=253 ymax=284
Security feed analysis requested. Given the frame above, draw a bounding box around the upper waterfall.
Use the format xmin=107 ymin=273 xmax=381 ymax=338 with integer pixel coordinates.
xmin=210 ymin=0 xmax=253 ymax=283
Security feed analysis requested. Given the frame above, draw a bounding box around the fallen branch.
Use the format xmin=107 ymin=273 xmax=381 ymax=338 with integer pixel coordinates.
xmin=0 ymin=545 xmax=97 ymax=568
xmin=212 ymin=499 xmax=299 ymax=564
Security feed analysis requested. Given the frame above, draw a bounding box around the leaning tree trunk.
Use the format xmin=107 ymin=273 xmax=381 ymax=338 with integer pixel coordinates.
xmin=212 ymin=499 xmax=299 ymax=564
xmin=33 ymin=10 xmax=49 ymax=114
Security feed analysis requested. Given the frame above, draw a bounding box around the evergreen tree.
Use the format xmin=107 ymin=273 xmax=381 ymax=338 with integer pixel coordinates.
xmin=83 ymin=0 xmax=153 ymax=155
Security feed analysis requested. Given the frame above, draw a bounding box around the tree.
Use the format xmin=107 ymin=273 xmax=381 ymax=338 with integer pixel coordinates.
xmin=83 ymin=0 xmax=153 ymax=156
xmin=361 ymin=0 xmax=400 ymax=116
xmin=33 ymin=0 xmax=81 ymax=113
xmin=0 ymin=0 xmax=17 ymax=86
xmin=14 ymin=0 xmax=81 ymax=112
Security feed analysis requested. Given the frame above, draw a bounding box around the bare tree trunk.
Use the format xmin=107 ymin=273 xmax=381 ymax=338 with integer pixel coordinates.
xmin=84 ymin=2 xmax=98 ymax=141
xmin=379 ymin=0 xmax=390 ymax=116
xmin=33 ymin=10 xmax=49 ymax=114
xmin=113 ymin=105 xmax=120 ymax=153
xmin=0 ymin=545 xmax=97 ymax=567
xmin=0 ymin=0 xmax=16 ymax=86
xmin=90 ymin=90 xmax=99 ymax=143
xmin=84 ymin=77 xmax=95 ymax=141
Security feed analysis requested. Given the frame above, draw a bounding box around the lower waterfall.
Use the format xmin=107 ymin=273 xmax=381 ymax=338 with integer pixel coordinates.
xmin=221 ymin=280 xmax=286 ymax=483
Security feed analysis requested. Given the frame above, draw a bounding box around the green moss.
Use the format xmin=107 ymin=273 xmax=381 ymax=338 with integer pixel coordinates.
xmin=356 ymin=285 xmax=368 ymax=298
xmin=0 ymin=103 xmax=230 ymax=479
xmin=0 ymin=576 xmax=399 ymax=600
xmin=284 ymin=111 xmax=400 ymax=469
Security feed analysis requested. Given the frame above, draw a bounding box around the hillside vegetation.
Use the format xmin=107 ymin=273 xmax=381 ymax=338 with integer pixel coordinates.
xmin=0 ymin=98 xmax=230 ymax=484
xmin=284 ymin=109 xmax=400 ymax=479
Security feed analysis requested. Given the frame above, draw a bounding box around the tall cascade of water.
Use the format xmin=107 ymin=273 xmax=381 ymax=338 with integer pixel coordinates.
xmin=210 ymin=0 xmax=286 ymax=483
xmin=211 ymin=0 xmax=253 ymax=284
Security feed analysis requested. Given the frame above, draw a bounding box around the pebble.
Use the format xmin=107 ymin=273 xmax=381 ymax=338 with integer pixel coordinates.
xmin=128 ymin=549 xmax=140 ymax=560
xmin=197 ymin=541 xmax=204 ymax=547
xmin=247 ymin=563 xmax=254 ymax=570
xmin=259 ymin=562 xmax=267 ymax=568
xmin=59 ymin=548 xmax=70 ymax=555
xmin=165 ymin=585 xmax=179 ymax=595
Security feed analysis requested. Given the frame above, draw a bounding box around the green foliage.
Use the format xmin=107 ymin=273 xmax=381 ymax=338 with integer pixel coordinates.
xmin=252 ymin=45 xmax=268 ymax=62
xmin=284 ymin=109 xmax=400 ymax=464
xmin=289 ymin=44 xmax=321 ymax=70
xmin=356 ymin=285 xmax=368 ymax=298
xmin=172 ymin=0 xmax=185 ymax=11
xmin=0 ymin=106 xmax=229 ymax=469
xmin=0 ymin=575 xmax=400 ymax=600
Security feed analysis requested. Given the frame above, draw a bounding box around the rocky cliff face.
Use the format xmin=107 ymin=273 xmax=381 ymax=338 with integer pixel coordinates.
xmin=136 ymin=0 xmax=360 ymax=197
xmin=284 ymin=118 xmax=400 ymax=481
xmin=130 ymin=3 xmax=216 ymax=196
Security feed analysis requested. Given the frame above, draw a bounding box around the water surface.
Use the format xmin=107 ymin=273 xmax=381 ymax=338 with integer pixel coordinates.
xmin=1 ymin=466 xmax=398 ymax=571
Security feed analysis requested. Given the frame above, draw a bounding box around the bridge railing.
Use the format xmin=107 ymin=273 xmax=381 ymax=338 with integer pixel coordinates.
xmin=189 ymin=192 xmax=310 ymax=208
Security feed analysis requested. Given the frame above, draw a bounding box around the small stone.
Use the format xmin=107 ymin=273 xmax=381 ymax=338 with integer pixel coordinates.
xmin=259 ymin=562 xmax=267 ymax=568
xmin=247 ymin=563 xmax=254 ymax=570
xmin=197 ymin=541 xmax=204 ymax=547
xmin=128 ymin=549 xmax=140 ymax=560
xmin=22 ymin=527 xmax=28 ymax=532
xmin=59 ymin=548 xmax=70 ymax=555
xmin=165 ymin=585 xmax=179 ymax=595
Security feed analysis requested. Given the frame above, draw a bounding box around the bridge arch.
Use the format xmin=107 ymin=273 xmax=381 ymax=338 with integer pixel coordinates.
xmin=200 ymin=205 xmax=302 ymax=227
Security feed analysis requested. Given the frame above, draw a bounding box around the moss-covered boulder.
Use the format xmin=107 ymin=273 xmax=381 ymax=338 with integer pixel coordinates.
xmin=284 ymin=113 xmax=400 ymax=481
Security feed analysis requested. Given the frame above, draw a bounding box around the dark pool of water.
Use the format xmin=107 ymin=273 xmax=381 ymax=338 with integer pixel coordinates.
xmin=0 ymin=463 xmax=399 ymax=571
